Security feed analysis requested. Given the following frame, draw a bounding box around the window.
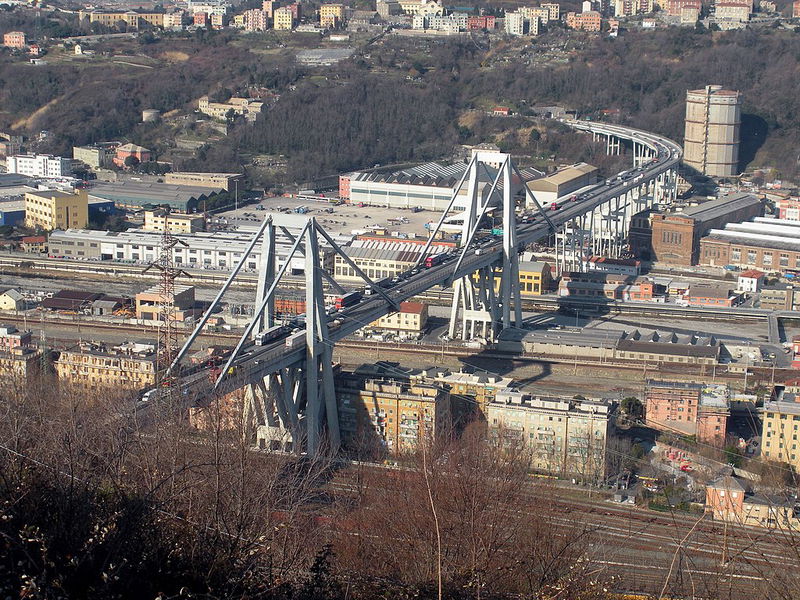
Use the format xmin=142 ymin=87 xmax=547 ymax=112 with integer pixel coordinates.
xmin=747 ymin=250 xmax=757 ymax=264
xmin=763 ymin=253 xmax=773 ymax=266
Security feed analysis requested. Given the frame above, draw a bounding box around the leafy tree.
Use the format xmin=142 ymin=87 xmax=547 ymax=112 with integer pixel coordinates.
xmin=621 ymin=396 xmax=643 ymax=419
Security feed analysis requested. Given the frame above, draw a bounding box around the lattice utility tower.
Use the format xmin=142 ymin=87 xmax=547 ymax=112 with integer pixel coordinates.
xmin=144 ymin=221 xmax=189 ymax=397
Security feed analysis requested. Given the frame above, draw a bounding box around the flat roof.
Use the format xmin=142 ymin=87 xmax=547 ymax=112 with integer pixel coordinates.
xmin=672 ymin=193 xmax=761 ymax=223
xmin=703 ymin=231 xmax=800 ymax=253
xmin=25 ymin=190 xmax=80 ymax=200
xmin=523 ymin=328 xmax=622 ymax=348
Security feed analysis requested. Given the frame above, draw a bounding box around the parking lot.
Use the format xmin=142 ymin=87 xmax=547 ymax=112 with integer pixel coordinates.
xmin=217 ymin=195 xmax=439 ymax=239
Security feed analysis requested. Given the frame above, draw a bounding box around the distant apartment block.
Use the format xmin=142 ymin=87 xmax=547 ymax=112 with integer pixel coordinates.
xmin=273 ymin=6 xmax=294 ymax=29
xmin=243 ymin=8 xmax=269 ymax=30
xmin=376 ymin=0 xmax=401 ymax=17
xmin=776 ymin=197 xmax=800 ymax=221
xmin=794 ymin=0 xmax=800 ymax=17
xmin=680 ymin=4 xmax=700 ymax=21
xmin=336 ymin=369 xmax=451 ymax=454
xmin=0 ymin=324 xmax=40 ymax=383
xmin=55 ymin=341 xmax=158 ymax=391
xmin=3 ymin=31 xmax=26 ymax=48
xmin=488 ymin=390 xmax=612 ymax=480
xmin=529 ymin=6 xmax=550 ymax=23
xmin=143 ymin=210 xmax=205 ymax=234
xmin=541 ymin=2 xmax=560 ymax=19
xmin=73 ymin=145 xmax=111 ymax=169
xmin=505 ymin=11 xmax=526 ymax=35
xmin=467 ymin=15 xmax=496 ymax=29
xmin=398 ymin=0 xmax=444 ymax=15
xmin=319 ymin=3 xmax=346 ymax=27
xmin=666 ymin=0 xmax=701 ymax=16
xmin=7 ymin=154 xmax=71 ymax=178
xmin=187 ymin=0 xmax=230 ymax=16
xmin=761 ymin=387 xmax=800 ymax=471
xmin=715 ymin=0 xmax=750 ymax=20
xmin=566 ymin=10 xmax=601 ymax=30
xmin=198 ymin=96 xmax=265 ymax=122
xmin=24 ymin=189 xmax=88 ymax=231
xmin=163 ymin=11 xmax=186 ymax=28
xmin=645 ymin=380 xmax=729 ymax=447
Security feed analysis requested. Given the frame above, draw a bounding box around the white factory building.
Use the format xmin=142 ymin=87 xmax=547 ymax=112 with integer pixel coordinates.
xmin=7 ymin=154 xmax=73 ymax=179
xmin=340 ymin=161 xmax=543 ymax=212
xmin=47 ymin=224 xmax=352 ymax=274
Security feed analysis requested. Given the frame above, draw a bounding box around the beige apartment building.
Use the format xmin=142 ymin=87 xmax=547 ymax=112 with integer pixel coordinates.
xmin=319 ymin=3 xmax=346 ymax=27
xmin=273 ymin=6 xmax=294 ymax=29
xmin=24 ymin=190 xmax=88 ymax=231
xmin=56 ymin=343 xmax=158 ymax=391
xmin=337 ymin=371 xmax=451 ymax=454
xmin=487 ymin=390 xmax=611 ymax=481
xmin=761 ymin=387 xmax=800 ymax=471
xmin=143 ymin=210 xmax=205 ymax=234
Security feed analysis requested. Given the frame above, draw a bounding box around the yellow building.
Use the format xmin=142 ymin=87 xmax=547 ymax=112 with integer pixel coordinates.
xmin=273 ymin=6 xmax=294 ymax=29
xmin=337 ymin=371 xmax=451 ymax=454
xmin=24 ymin=190 xmax=88 ymax=231
xmin=368 ymin=301 xmax=428 ymax=333
xmin=143 ymin=210 xmax=205 ymax=234
xmin=55 ymin=342 xmax=158 ymax=391
xmin=0 ymin=351 xmax=40 ymax=383
xmin=78 ymin=10 xmax=165 ymax=28
xmin=487 ymin=391 xmax=611 ymax=480
xmin=433 ymin=368 xmax=514 ymax=417
xmin=319 ymin=3 xmax=346 ymax=27
xmin=761 ymin=388 xmax=800 ymax=471
xmin=472 ymin=260 xmax=552 ymax=298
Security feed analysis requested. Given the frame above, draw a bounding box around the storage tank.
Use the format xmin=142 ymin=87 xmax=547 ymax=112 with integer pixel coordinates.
xmin=683 ymin=85 xmax=741 ymax=178
xmin=142 ymin=109 xmax=161 ymax=123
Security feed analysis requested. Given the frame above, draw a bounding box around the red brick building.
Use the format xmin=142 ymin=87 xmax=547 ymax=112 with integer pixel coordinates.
xmin=645 ymin=380 xmax=729 ymax=447
xmin=651 ymin=193 xmax=763 ymax=266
